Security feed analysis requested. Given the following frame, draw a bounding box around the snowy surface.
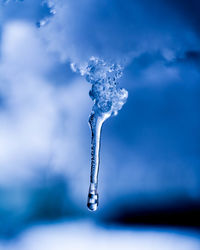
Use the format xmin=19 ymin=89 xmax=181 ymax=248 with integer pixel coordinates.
xmin=0 ymin=221 xmax=199 ymax=250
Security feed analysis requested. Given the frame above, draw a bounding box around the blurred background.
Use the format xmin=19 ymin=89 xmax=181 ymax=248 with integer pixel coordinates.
xmin=0 ymin=0 xmax=200 ymax=249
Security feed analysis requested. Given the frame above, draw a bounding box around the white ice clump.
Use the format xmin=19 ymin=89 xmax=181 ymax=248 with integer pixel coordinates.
xmin=36 ymin=1 xmax=56 ymax=28
xmin=71 ymin=57 xmax=128 ymax=116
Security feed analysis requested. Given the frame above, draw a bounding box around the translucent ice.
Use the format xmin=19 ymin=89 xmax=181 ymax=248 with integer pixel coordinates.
xmin=71 ymin=57 xmax=128 ymax=211
xmin=71 ymin=57 xmax=128 ymax=116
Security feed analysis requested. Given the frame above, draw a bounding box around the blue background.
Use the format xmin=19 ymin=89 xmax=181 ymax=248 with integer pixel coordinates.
xmin=0 ymin=0 xmax=200 ymax=248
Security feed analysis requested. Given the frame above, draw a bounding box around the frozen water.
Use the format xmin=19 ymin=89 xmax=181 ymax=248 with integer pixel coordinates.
xmin=71 ymin=57 xmax=128 ymax=211
xmin=71 ymin=57 xmax=128 ymax=116
xmin=36 ymin=1 xmax=56 ymax=28
xmin=87 ymin=111 xmax=110 ymax=211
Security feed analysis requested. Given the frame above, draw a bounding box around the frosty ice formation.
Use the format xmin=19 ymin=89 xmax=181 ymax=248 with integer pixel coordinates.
xmin=71 ymin=57 xmax=128 ymax=211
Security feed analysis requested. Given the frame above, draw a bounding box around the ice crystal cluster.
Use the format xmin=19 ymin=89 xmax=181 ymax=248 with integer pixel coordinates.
xmin=71 ymin=57 xmax=128 ymax=116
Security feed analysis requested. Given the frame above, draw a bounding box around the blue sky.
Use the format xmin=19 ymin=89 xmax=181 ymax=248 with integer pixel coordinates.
xmin=0 ymin=0 xmax=200 ymax=215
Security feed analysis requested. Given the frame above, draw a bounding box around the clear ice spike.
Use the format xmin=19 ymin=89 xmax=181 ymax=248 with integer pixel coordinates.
xmin=87 ymin=111 xmax=110 ymax=211
xmin=71 ymin=57 xmax=128 ymax=211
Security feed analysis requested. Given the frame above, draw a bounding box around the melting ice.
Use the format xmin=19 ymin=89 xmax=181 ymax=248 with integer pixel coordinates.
xmin=71 ymin=57 xmax=128 ymax=211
